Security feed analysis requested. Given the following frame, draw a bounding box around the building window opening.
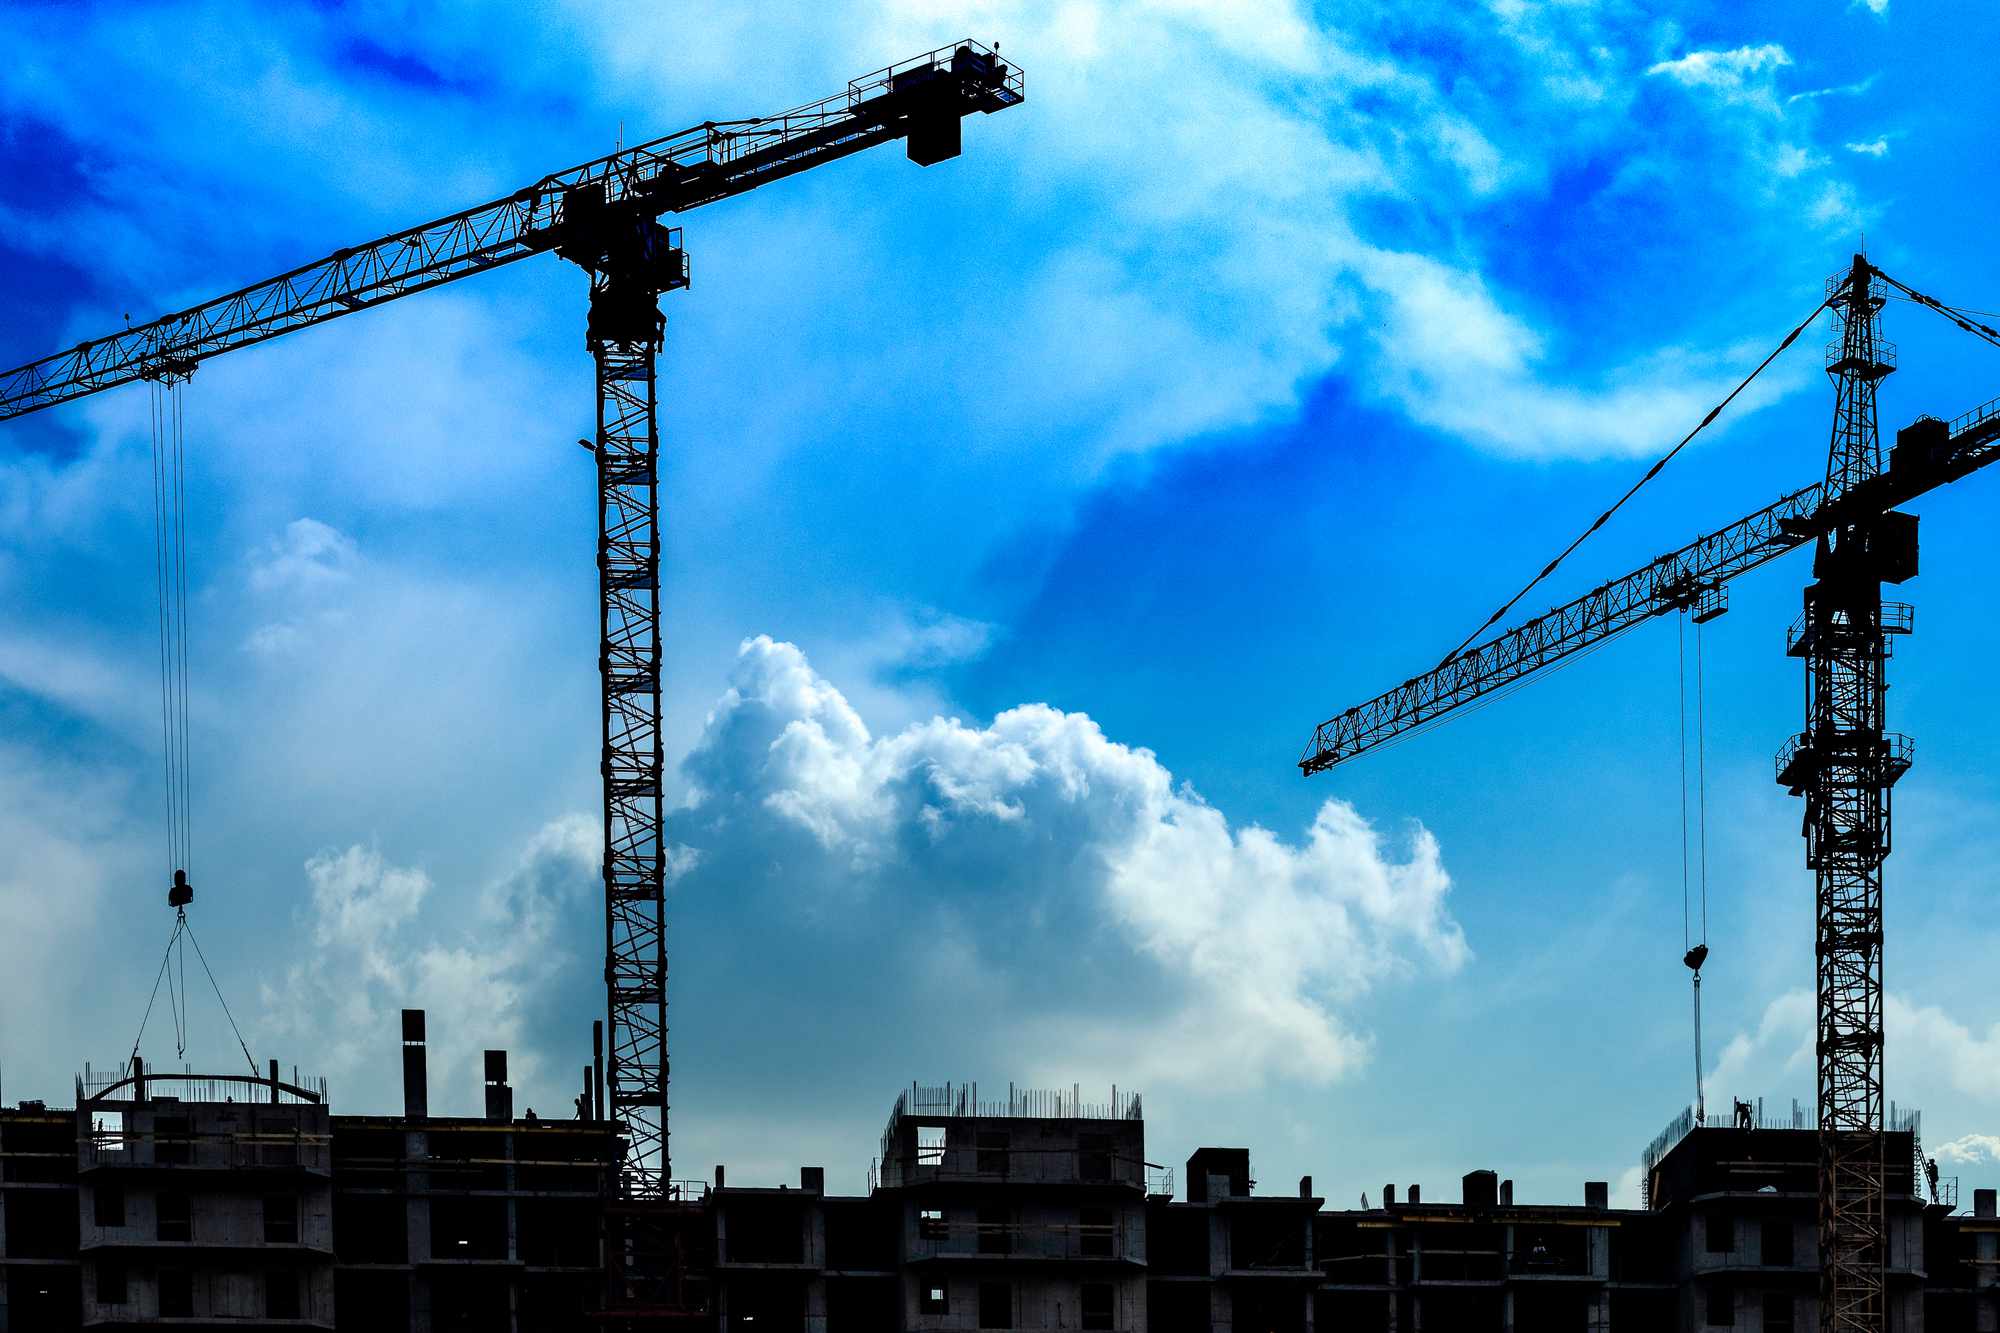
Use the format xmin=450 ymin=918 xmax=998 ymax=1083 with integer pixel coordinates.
xmin=159 ymin=1269 xmax=193 ymax=1318
xmin=98 ymin=1261 xmax=127 ymax=1305
xmin=978 ymin=1203 xmax=1011 ymax=1255
xmin=1082 ymin=1281 xmax=1115 ymax=1331
xmin=920 ymin=1282 xmax=949 ymax=1314
xmin=919 ymin=1207 xmax=946 ymax=1241
xmin=917 ymin=1125 xmax=945 ymax=1167
xmin=1765 ymin=1292 xmax=1796 ymax=1333
xmin=154 ymin=1114 xmax=192 ymax=1166
xmin=1080 ymin=1206 xmax=1114 ymax=1258
xmin=1706 ymin=1281 xmax=1732 ymax=1327
xmin=91 ymin=1111 xmax=125 ymax=1152
xmin=266 ymin=1270 xmax=301 ymax=1320
xmin=158 ymin=1191 xmax=191 ymax=1243
xmin=1079 ymin=1133 xmax=1111 ymax=1182
xmin=1762 ymin=1216 xmax=1794 ymax=1267
xmin=265 ymin=1194 xmax=299 ymax=1244
xmin=1705 ymin=1212 xmax=1731 ymax=1254
xmin=979 ymin=1281 xmax=1011 ymax=1329
xmin=977 ymin=1131 xmax=1009 ymax=1176
xmin=95 ymin=1183 xmax=125 ymax=1228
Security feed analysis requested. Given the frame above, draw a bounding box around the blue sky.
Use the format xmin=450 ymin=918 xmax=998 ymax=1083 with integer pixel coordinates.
xmin=5 ymin=0 xmax=2000 ymax=1206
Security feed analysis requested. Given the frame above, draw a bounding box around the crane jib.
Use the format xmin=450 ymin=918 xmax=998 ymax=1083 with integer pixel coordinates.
xmin=0 ymin=40 xmax=1022 ymax=421
xmin=1300 ymin=404 xmax=2000 ymax=776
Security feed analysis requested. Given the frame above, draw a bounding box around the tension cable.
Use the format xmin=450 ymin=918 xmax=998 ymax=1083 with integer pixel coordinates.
xmin=1436 ymin=288 xmax=1842 ymax=672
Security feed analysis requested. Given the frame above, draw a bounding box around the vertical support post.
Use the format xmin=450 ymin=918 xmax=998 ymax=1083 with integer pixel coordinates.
xmin=1793 ymin=254 xmax=1906 ymax=1333
xmin=592 ymin=1020 xmax=606 ymax=1125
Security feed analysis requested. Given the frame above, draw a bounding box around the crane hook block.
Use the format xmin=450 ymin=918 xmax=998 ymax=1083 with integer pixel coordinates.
xmin=168 ymin=868 xmax=194 ymax=909
xmin=1683 ymin=943 xmax=1709 ymax=973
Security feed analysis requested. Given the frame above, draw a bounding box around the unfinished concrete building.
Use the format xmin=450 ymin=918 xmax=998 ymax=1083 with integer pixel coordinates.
xmin=0 ymin=1012 xmax=621 ymax=1333
xmin=6 ymin=1066 xmax=1999 ymax=1330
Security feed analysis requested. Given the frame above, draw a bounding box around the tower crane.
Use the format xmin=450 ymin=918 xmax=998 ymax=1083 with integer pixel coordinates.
xmin=0 ymin=41 xmax=1022 ymax=1315
xmin=1299 ymin=256 xmax=2000 ymax=1333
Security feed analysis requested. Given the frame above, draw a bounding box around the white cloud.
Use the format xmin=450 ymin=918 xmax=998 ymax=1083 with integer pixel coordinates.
xmin=1934 ymin=1134 xmax=2000 ymax=1166
xmin=1853 ymin=0 xmax=1889 ymax=16
xmin=249 ymin=518 xmax=359 ymax=595
xmin=1647 ymin=45 xmax=1794 ymax=100
xmin=676 ymin=635 xmax=1468 ymax=1086
xmin=259 ymin=817 xmax=599 ymax=1115
xmin=1707 ymin=989 xmax=2000 ymax=1169
xmin=1845 ymin=138 xmax=1891 ymax=158
xmin=1357 ymin=250 xmax=1804 ymax=459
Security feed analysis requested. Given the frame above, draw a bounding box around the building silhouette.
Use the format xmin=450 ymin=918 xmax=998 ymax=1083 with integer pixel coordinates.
xmin=2 ymin=1061 xmax=1995 ymax=1330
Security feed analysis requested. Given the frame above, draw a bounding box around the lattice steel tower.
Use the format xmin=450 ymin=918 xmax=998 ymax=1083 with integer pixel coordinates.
xmin=1781 ymin=254 xmax=1914 ymax=1333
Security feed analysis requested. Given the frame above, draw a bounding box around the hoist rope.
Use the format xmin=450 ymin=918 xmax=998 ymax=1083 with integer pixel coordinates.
xmin=1695 ymin=620 xmax=1710 ymax=943
xmin=1678 ymin=615 xmax=1690 ymax=954
xmin=147 ymin=379 xmax=194 ymax=878
xmin=1435 ymin=289 xmax=1842 ymax=673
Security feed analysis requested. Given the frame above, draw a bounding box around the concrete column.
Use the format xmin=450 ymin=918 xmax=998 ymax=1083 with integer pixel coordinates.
xmin=505 ymin=1128 xmax=519 ymax=1333
xmin=1384 ymin=1226 xmax=1399 ymax=1333
xmin=405 ymin=1128 xmax=432 ymax=1333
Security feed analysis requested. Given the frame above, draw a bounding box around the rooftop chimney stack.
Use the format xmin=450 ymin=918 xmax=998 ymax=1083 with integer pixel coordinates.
xmin=401 ymin=1010 xmax=428 ymax=1118
xmin=1384 ymin=1184 xmax=1395 ymax=1207
xmin=1585 ymin=1180 xmax=1610 ymax=1210
xmin=1976 ymin=1188 xmax=1996 ymax=1219
xmin=1409 ymin=1183 xmax=1421 ymax=1204
xmin=1501 ymin=1179 xmax=1514 ymax=1206
xmin=484 ymin=1049 xmax=512 ymax=1123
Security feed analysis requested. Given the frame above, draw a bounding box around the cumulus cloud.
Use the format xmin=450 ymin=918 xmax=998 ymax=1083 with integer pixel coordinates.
xmin=674 ymin=635 xmax=1468 ymax=1086
xmin=259 ymin=817 xmax=598 ymax=1114
xmin=1706 ymin=989 xmax=2000 ymax=1168
xmin=1935 ymin=1134 xmax=2000 ymax=1166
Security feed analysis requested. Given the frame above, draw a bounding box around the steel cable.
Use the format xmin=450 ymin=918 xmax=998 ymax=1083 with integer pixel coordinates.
xmin=1436 ymin=289 xmax=1842 ymax=671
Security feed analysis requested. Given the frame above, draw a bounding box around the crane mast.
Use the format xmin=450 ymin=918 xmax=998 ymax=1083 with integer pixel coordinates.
xmin=0 ymin=40 xmax=1023 ymax=1319
xmin=1301 ymin=257 xmax=2000 ymax=1333
xmin=1793 ymin=256 xmax=1906 ymax=1332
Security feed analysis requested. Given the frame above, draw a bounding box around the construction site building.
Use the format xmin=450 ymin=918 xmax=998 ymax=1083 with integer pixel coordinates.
xmin=5 ymin=1068 xmax=1998 ymax=1331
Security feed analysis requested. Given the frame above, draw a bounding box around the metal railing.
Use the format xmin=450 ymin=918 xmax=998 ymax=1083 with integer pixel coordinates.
xmin=911 ymin=1220 xmax=1130 ymax=1263
xmin=879 ymin=1147 xmax=1146 ymax=1191
xmin=1643 ymin=1099 xmax=1922 ymax=1179
xmin=1948 ymin=394 xmax=2000 ymax=438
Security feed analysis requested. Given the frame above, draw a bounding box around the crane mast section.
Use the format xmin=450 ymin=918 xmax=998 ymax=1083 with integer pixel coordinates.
xmin=1301 ymin=400 xmax=2000 ymax=776
xmin=0 ymin=40 xmax=1021 ymax=420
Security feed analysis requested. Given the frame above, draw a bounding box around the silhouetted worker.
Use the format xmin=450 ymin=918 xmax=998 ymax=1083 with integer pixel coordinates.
xmin=1926 ymin=1156 xmax=1941 ymax=1202
xmin=523 ymin=1107 xmax=537 ymax=1123
xmin=574 ymin=1092 xmax=588 ymax=1120
xmin=1735 ymin=1098 xmax=1754 ymax=1131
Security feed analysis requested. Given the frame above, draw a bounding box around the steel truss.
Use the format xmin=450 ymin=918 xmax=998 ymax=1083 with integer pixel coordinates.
xmin=1791 ymin=259 xmax=1906 ymax=1333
